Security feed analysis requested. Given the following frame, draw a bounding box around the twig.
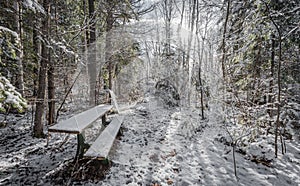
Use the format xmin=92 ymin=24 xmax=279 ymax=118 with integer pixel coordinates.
xmin=55 ymin=70 xmax=82 ymax=123
xmin=59 ymin=134 xmax=70 ymax=149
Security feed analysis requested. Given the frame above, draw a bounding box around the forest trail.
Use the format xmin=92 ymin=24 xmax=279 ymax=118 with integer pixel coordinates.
xmin=101 ymin=95 xmax=299 ymax=186
xmin=101 ymin=95 xmax=236 ymax=185
xmin=104 ymin=96 xmax=212 ymax=185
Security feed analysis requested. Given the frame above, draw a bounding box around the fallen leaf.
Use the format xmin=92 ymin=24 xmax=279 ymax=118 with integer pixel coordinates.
xmin=167 ymin=178 xmax=173 ymax=185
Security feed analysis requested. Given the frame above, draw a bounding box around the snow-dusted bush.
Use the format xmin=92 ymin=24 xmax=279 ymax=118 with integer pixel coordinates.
xmin=0 ymin=76 xmax=27 ymax=113
xmin=155 ymin=79 xmax=180 ymax=107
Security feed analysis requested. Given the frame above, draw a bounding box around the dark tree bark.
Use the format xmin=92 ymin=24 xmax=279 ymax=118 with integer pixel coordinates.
xmin=34 ymin=0 xmax=50 ymax=138
xmin=32 ymin=25 xmax=40 ymax=97
xmin=47 ymin=0 xmax=55 ymax=126
xmin=268 ymin=34 xmax=275 ymax=127
xmin=14 ymin=1 xmax=24 ymax=96
xmin=48 ymin=61 xmax=55 ymax=125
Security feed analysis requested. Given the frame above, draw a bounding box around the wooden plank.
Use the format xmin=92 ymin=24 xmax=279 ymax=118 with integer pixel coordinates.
xmin=48 ymin=104 xmax=113 ymax=134
xmin=84 ymin=115 xmax=124 ymax=159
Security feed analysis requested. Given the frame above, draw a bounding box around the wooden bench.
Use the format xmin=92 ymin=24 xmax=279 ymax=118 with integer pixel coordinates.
xmin=48 ymin=104 xmax=113 ymax=159
xmin=84 ymin=115 xmax=124 ymax=160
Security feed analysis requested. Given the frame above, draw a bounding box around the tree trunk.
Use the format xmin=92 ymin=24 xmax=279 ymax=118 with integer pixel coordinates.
xmin=186 ymin=0 xmax=196 ymax=106
xmin=106 ymin=0 xmax=114 ymax=92
xmin=84 ymin=0 xmax=88 ymax=75
xmin=34 ymin=0 xmax=50 ymax=138
xmin=196 ymin=16 xmax=208 ymax=120
xmin=270 ymin=35 xmax=275 ymax=104
xmin=162 ymin=0 xmax=172 ymax=56
xmin=221 ymin=0 xmax=231 ymax=80
xmin=88 ymin=0 xmax=97 ymax=105
xmin=48 ymin=61 xmax=55 ymax=125
xmin=47 ymin=0 xmax=55 ymax=126
xmin=33 ymin=43 xmax=47 ymax=138
xmin=14 ymin=1 xmax=24 ymax=96
xmin=274 ymin=32 xmax=282 ymax=157
xmin=268 ymin=34 xmax=275 ymax=127
xmin=264 ymin=2 xmax=282 ymax=157
xmin=32 ymin=25 xmax=40 ymax=97
xmin=199 ymin=66 xmax=204 ymax=119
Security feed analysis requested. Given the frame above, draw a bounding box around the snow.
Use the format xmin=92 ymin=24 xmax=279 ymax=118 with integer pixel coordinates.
xmin=108 ymin=89 xmax=120 ymax=113
xmin=0 ymin=92 xmax=299 ymax=185
xmin=0 ymin=76 xmax=27 ymax=113
xmin=50 ymin=39 xmax=75 ymax=56
xmin=0 ymin=26 xmax=18 ymax=38
xmin=22 ymin=0 xmax=45 ymax=14
xmin=0 ymin=0 xmax=299 ymax=184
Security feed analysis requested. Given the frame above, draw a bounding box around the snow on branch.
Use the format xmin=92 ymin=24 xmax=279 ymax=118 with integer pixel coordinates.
xmin=50 ymin=38 xmax=76 ymax=57
xmin=0 ymin=76 xmax=27 ymax=113
xmin=22 ymin=0 xmax=45 ymax=14
xmin=0 ymin=26 xmax=19 ymax=38
xmin=282 ymin=25 xmax=300 ymax=40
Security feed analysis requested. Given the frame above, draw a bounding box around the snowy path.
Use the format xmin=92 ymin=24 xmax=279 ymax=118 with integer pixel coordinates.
xmin=101 ymin=97 xmax=300 ymax=186
xmin=102 ymin=97 xmax=236 ymax=185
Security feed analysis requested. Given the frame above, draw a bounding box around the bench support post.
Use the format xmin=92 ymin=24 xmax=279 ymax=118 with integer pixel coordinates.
xmin=102 ymin=114 xmax=107 ymax=125
xmin=75 ymin=133 xmax=90 ymax=160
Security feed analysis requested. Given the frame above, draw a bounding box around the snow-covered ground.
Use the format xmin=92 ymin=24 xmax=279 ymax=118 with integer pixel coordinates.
xmin=0 ymin=94 xmax=299 ymax=185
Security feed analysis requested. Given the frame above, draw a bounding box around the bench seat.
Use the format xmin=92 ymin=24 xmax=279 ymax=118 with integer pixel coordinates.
xmin=84 ymin=115 xmax=124 ymax=159
xmin=48 ymin=104 xmax=113 ymax=134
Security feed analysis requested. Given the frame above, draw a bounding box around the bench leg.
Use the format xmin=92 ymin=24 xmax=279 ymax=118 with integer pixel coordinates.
xmin=102 ymin=114 xmax=107 ymax=125
xmin=75 ymin=133 xmax=90 ymax=160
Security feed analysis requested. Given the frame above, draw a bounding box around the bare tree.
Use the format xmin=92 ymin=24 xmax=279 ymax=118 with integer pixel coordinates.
xmin=263 ymin=1 xmax=283 ymax=158
xmin=221 ymin=0 xmax=231 ymax=80
xmin=196 ymin=13 xmax=210 ymax=120
xmin=103 ymin=0 xmax=153 ymax=93
xmin=160 ymin=0 xmax=173 ymax=55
